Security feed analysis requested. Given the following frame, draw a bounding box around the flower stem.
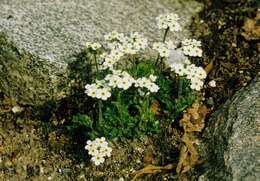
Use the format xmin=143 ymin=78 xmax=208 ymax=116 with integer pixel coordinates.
xmin=94 ymin=53 xmax=103 ymax=126
xmin=155 ymin=27 xmax=169 ymax=66
xmin=155 ymin=54 xmax=160 ymax=66
xmin=162 ymin=27 xmax=169 ymax=43
xmin=94 ymin=53 xmax=99 ymax=72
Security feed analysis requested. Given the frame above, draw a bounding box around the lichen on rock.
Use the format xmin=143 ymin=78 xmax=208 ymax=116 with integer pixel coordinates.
xmin=199 ymin=76 xmax=260 ymax=181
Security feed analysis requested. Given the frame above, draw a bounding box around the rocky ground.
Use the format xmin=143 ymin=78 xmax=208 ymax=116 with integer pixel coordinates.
xmin=0 ymin=0 xmax=259 ymax=181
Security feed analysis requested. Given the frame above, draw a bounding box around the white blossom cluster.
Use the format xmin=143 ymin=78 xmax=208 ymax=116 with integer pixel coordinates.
xmin=156 ymin=13 xmax=181 ymax=32
xmin=181 ymin=39 xmax=202 ymax=57
xmin=105 ymin=70 xmax=135 ymax=90
xmin=85 ymin=137 xmax=112 ymax=166
xmin=85 ymin=80 xmax=111 ymax=101
xmin=134 ymin=75 xmax=160 ymax=93
xmin=101 ymin=31 xmax=148 ymax=70
xmin=170 ymin=62 xmax=207 ymax=91
xmin=85 ymin=13 xmax=206 ymax=100
xmin=86 ymin=42 xmax=102 ymax=50
xmin=152 ymin=41 xmax=176 ymax=57
xmin=85 ymin=69 xmax=160 ymax=100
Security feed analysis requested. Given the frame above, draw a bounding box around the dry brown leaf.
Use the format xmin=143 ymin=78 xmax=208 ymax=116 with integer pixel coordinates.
xmin=180 ymin=103 xmax=209 ymax=133
xmin=131 ymin=164 xmax=175 ymax=181
xmin=204 ymin=61 xmax=214 ymax=75
xmin=176 ymin=134 xmax=200 ymax=174
xmin=177 ymin=103 xmax=209 ymax=174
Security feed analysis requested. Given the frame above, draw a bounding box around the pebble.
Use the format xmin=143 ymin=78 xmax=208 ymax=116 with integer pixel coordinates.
xmin=118 ymin=177 xmax=124 ymax=181
xmin=11 ymin=106 xmax=23 ymax=113
xmin=208 ymin=80 xmax=217 ymax=87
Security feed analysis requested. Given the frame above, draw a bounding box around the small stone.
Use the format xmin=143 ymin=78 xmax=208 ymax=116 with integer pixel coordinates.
xmin=208 ymin=80 xmax=216 ymax=87
xmin=11 ymin=106 xmax=23 ymax=113
xmin=118 ymin=177 xmax=124 ymax=181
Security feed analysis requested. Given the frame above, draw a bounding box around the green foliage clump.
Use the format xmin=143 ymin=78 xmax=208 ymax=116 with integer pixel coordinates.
xmin=69 ymin=55 xmax=196 ymax=140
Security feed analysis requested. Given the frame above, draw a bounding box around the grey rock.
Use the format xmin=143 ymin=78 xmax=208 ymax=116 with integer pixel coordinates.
xmin=199 ymin=76 xmax=260 ymax=181
xmin=0 ymin=0 xmax=203 ymax=105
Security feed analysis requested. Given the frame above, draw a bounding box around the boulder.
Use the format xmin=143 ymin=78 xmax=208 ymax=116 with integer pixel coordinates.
xmin=0 ymin=0 xmax=203 ymax=106
xmin=199 ymin=75 xmax=260 ymax=181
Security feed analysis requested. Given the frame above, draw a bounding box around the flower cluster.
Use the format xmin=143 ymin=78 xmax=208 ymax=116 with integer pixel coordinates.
xmin=170 ymin=62 xmax=207 ymax=91
xmin=85 ymin=69 xmax=160 ymax=100
xmin=86 ymin=42 xmax=102 ymax=50
xmin=85 ymin=80 xmax=111 ymax=100
xmin=156 ymin=13 xmax=181 ymax=32
xmin=135 ymin=75 xmax=159 ymax=93
xmin=101 ymin=31 xmax=148 ymax=70
xmin=152 ymin=41 xmax=176 ymax=57
xmin=105 ymin=70 xmax=135 ymax=90
xmin=181 ymin=39 xmax=202 ymax=57
xmin=85 ymin=137 xmax=112 ymax=166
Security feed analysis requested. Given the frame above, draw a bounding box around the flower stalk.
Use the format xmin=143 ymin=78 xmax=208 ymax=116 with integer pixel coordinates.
xmin=155 ymin=27 xmax=169 ymax=66
xmin=94 ymin=53 xmax=103 ymax=126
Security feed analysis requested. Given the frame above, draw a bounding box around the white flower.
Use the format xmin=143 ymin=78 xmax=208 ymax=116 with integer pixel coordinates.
xmin=88 ymin=147 xmax=99 ymax=156
xmin=100 ymin=146 xmax=112 ymax=157
xmin=104 ymin=31 xmax=123 ymax=41
xmin=86 ymin=42 xmax=102 ymax=50
xmin=103 ymin=57 xmax=116 ymax=69
xmin=135 ymin=75 xmax=160 ymax=93
xmin=172 ymin=63 xmax=186 ymax=76
xmin=95 ymin=137 xmax=109 ymax=147
xmin=91 ymin=155 xmax=105 ymax=166
xmin=170 ymin=62 xmax=207 ymax=91
xmin=149 ymin=83 xmax=160 ymax=93
xmin=159 ymin=47 xmax=170 ymax=57
xmin=149 ymin=75 xmax=157 ymax=82
xmin=182 ymin=39 xmax=201 ymax=46
xmin=181 ymin=39 xmax=203 ymax=57
xmin=152 ymin=42 xmax=170 ymax=57
xmin=107 ymin=75 xmax=119 ymax=88
xmin=152 ymin=42 xmax=164 ymax=50
xmin=85 ymin=137 xmax=112 ymax=166
xmin=85 ymin=82 xmax=111 ymax=100
xmin=190 ymin=78 xmax=204 ymax=91
xmin=156 ymin=13 xmax=181 ymax=32
xmin=117 ymin=78 xmax=132 ymax=90
xmin=196 ymin=67 xmax=207 ymax=79
xmin=99 ymin=88 xmax=111 ymax=100
xmin=208 ymin=80 xmax=216 ymax=87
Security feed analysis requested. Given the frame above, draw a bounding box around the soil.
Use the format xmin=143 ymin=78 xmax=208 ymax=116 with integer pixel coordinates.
xmin=0 ymin=0 xmax=259 ymax=181
xmin=193 ymin=0 xmax=259 ymax=109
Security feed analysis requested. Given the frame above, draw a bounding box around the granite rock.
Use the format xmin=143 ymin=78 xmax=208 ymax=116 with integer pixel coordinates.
xmin=0 ymin=0 xmax=203 ymax=105
xmin=199 ymin=76 xmax=260 ymax=181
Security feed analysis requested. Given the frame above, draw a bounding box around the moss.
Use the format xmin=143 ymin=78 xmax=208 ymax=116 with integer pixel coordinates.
xmin=0 ymin=32 xmax=69 ymax=106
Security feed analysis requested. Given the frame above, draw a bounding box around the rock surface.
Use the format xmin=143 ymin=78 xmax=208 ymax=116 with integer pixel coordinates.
xmin=199 ymin=75 xmax=260 ymax=181
xmin=0 ymin=0 xmax=203 ymax=106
